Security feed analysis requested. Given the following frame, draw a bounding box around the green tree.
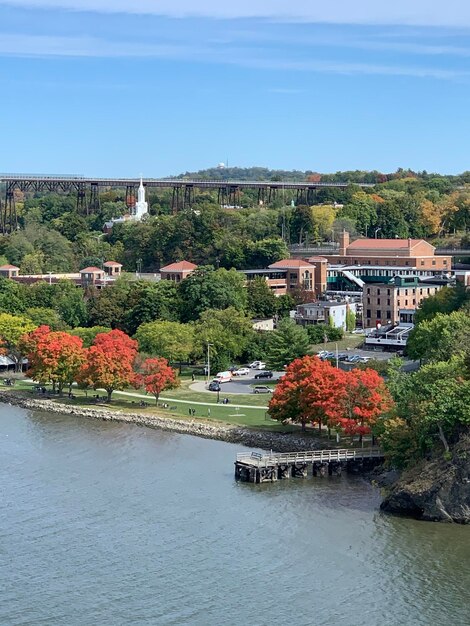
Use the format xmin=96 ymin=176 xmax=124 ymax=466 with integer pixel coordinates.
xmin=193 ymin=307 xmax=254 ymax=372
xmin=69 ymin=326 xmax=112 ymax=347
xmin=124 ymin=281 xmax=180 ymax=334
xmin=135 ymin=320 xmax=195 ymax=370
xmin=265 ymin=318 xmax=310 ymax=370
xmin=246 ymin=277 xmax=278 ymax=318
xmin=179 ymin=266 xmax=247 ymax=322
xmin=25 ymin=307 xmax=67 ymax=330
xmin=346 ymin=309 xmax=356 ymax=332
xmin=406 ymin=311 xmax=470 ymax=362
xmin=0 ymin=313 xmax=37 ymax=370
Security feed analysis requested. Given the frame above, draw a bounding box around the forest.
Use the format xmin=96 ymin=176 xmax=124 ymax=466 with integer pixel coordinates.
xmin=0 ymin=167 xmax=468 ymax=275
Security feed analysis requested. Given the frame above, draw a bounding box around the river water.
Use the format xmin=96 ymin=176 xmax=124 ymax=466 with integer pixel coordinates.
xmin=1 ymin=405 xmax=469 ymax=626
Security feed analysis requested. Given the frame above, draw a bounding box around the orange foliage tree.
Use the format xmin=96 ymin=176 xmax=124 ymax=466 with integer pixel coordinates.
xmin=21 ymin=326 xmax=86 ymax=393
xmin=268 ymin=356 xmax=343 ymax=431
xmin=139 ymin=357 xmax=179 ymax=403
xmin=326 ymin=368 xmax=393 ymax=442
xmin=79 ymin=329 xmax=138 ymax=401
xmin=269 ymin=356 xmax=393 ymax=439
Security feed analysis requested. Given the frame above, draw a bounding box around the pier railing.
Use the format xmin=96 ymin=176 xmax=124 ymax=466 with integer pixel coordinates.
xmin=236 ymin=448 xmax=383 ymax=467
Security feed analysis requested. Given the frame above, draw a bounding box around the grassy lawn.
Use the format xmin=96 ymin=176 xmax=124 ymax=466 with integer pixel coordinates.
xmin=309 ymin=333 xmax=365 ymax=353
xmin=6 ymin=378 xmax=288 ymax=429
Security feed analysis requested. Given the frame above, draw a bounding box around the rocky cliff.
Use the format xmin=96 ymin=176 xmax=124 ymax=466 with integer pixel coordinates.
xmin=380 ymin=434 xmax=470 ymax=523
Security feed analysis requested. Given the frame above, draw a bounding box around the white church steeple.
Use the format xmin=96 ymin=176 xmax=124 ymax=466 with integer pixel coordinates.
xmin=134 ymin=176 xmax=148 ymax=220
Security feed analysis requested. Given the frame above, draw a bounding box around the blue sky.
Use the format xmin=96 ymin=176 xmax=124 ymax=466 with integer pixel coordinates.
xmin=0 ymin=1 xmax=469 ymax=176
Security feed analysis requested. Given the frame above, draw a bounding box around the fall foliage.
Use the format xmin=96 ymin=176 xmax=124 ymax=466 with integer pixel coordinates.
xmin=139 ymin=357 xmax=179 ymax=403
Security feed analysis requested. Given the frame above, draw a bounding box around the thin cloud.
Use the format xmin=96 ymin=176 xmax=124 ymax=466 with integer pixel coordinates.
xmin=0 ymin=32 xmax=467 ymax=82
xmin=1 ymin=0 xmax=470 ymax=27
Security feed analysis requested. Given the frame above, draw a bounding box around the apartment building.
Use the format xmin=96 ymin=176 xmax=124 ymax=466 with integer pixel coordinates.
xmin=363 ymin=275 xmax=443 ymax=328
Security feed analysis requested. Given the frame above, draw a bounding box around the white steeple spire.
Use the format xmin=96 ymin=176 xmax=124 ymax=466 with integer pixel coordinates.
xmin=134 ymin=174 xmax=148 ymax=220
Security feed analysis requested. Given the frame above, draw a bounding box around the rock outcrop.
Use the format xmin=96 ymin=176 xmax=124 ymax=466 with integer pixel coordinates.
xmin=381 ymin=434 xmax=470 ymax=523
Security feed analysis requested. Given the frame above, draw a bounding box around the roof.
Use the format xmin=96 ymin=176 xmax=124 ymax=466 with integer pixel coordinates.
xmin=268 ymin=259 xmax=315 ymax=269
xmin=80 ymin=266 xmax=104 ymax=273
xmin=160 ymin=260 xmax=198 ymax=272
xmin=347 ymin=238 xmax=429 ymax=250
xmin=0 ymin=264 xmax=20 ymax=270
xmin=103 ymin=261 xmax=122 ymax=267
xmin=307 ymin=256 xmax=328 ymax=262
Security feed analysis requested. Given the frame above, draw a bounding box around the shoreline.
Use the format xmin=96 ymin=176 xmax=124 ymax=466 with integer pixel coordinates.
xmin=0 ymin=391 xmax=326 ymax=453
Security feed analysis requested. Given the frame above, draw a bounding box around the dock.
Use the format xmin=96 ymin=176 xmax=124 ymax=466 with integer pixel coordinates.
xmin=235 ymin=448 xmax=384 ymax=483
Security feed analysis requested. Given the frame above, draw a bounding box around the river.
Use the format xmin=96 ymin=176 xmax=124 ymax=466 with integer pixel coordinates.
xmin=1 ymin=405 xmax=469 ymax=626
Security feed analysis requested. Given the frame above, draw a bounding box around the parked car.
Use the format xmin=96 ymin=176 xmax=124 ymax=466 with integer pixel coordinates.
xmin=254 ymin=370 xmax=273 ymax=379
xmin=346 ymin=355 xmax=361 ymax=363
xmin=357 ymin=356 xmax=371 ymax=363
xmin=208 ymin=382 xmax=221 ymax=392
xmin=233 ymin=367 xmax=250 ymax=376
xmin=248 ymin=360 xmax=266 ymax=369
xmin=253 ymin=385 xmax=272 ymax=394
xmin=212 ymin=371 xmax=232 ymax=383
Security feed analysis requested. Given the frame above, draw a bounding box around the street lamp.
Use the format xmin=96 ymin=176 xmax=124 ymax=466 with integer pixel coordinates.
xmin=206 ymin=342 xmax=213 ymax=386
xmin=374 ymin=228 xmax=382 ymax=239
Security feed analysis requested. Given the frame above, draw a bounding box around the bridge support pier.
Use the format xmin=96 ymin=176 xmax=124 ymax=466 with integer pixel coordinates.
xmin=292 ymin=462 xmax=308 ymax=478
xmin=312 ymin=462 xmax=329 ymax=477
xmin=329 ymin=461 xmax=342 ymax=477
xmin=278 ymin=463 xmax=291 ymax=479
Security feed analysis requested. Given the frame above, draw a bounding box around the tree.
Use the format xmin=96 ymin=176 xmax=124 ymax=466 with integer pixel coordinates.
xmin=265 ymin=318 xmax=310 ymax=370
xmin=25 ymin=330 xmax=86 ymax=393
xmin=269 ymin=356 xmax=343 ymax=431
xmin=246 ymin=277 xmax=278 ymax=318
xmin=193 ymin=307 xmax=254 ymax=372
xmin=178 ymin=266 xmax=247 ymax=321
xmin=134 ymin=320 xmax=194 ymax=370
xmin=69 ymin=326 xmax=112 ymax=348
xmin=139 ymin=357 xmax=179 ymax=403
xmin=0 ymin=313 xmax=37 ymax=371
xmin=79 ymin=329 xmax=138 ymax=401
xmin=124 ymin=281 xmax=181 ymax=334
xmin=327 ymin=368 xmax=393 ymax=442
xmin=25 ymin=307 xmax=67 ymax=330
xmin=406 ymin=311 xmax=470 ymax=362
xmin=346 ymin=309 xmax=356 ymax=332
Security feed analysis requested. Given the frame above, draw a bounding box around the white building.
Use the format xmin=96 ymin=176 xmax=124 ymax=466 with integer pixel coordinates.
xmin=295 ymin=301 xmax=358 ymax=330
xmin=134 ymin=177 xmax=148 ymax=220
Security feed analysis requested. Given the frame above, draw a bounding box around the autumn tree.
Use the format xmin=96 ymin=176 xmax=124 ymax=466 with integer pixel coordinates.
xmin=269 ymin=356 xmax=342 ymax=431
xmin=327 ymin=368 xmax=392 ymax=442
xmin=139 ymin=357 xmax=179 ymax=403
xmin=24 ymin=329 xmax=86 ymax=393
xmin=79 ymin=329 xmax=138 ymax=401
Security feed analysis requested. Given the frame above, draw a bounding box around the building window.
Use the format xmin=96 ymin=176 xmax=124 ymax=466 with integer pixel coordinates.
xmin=405 ymin=300 xmax=408 ymax=306
xmin=367 ymin=297 xmax=370 ymax=304
xmin=405 ymin=289 xmax=408 ymax=296
xmin=377 ymin=298 xmax=381 ymax=305
xmin=432 ymin=260 xmax=436 ymax=265
xmin=387 ymin=299 xmax=391 ymax=306
xmin=386 ymin=310 xmax=391 ymax=320
xmin=405 ymin=261 xmax=409 ymax=265
xmin=387 ymin=289 xmax=390 ymax=296
xmin=376 ymin=310 xmax=381 ymax=318
xmin=413 ymin=299 xmax=416 ymax=305
xmin=443 ymin=260 xmax=447 ymax=266
xmin=366 ymin=309 xmax=371 ymax=318
xmin=367 ymin=288 xmax=370 ymax=295
xmin=377 ymin=289 xmax=381 ymax=295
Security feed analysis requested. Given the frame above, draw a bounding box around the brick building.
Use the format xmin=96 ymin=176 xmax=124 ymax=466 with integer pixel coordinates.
xmin=160 ymin=261 xmax=198 ymax=282
xmin=363 ymin=276 xmax=443 ymax=328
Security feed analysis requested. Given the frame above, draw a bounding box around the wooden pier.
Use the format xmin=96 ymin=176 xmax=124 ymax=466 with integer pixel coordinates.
xmin=235 ymin=448 xmax=384 ymax=483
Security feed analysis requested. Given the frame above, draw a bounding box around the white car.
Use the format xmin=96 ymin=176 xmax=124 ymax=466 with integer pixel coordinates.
xmin=248 ymin=361 xmax=263 ymax=369
xmin=233 ymin=367 xmax=250 ymax=376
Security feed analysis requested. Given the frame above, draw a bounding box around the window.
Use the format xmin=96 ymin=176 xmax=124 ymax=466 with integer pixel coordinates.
xmin=376 ymin=310 xmax=381 ymax=318
xmin=405 ymin=261 xmax=409 ymax=265
xmin=413 ymin=299 xmax=416 ymax=305
xmin=443 ymin=260 xmax=447 ymax=266
xmin=377 ymin=298 xmax=381 ymax=305
xmin=366 ymin=309 xmax=371 ymax=318
xmin=421 ymin=260 xmax=424 ymax=266
xmin=386 ymin=311 xmax=391 ymax=320
xmin=377 ymin=289 xmax=381 ymax=295
xmin=405 ymin=300 xmax=408 ymax=306
xmin=387 ymin=299 xmax=391 ymax=306
xmin=432 ymin=260 xmax=436 ymax=265
xmin=405 ymin=289 xmax=408 ymax=296
xmin=367 ymin=297 xmax=370 ymax=304
xmin=367 ymin=288 xmax=370 ymax=295
xmin=387 ymin=289 xmax=391 ymax=296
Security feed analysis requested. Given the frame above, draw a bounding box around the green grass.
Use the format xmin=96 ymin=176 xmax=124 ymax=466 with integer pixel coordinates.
xmin=309 ymin=333 xmax=365 ymax=353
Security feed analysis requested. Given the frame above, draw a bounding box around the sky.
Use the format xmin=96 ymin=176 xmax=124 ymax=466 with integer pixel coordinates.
xmin=0 ymin=1 xmax=469 ymax=177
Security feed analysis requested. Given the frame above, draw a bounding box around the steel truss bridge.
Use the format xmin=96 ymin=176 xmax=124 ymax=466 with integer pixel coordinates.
xmin=0 ymin=174 xmax=373 ymax=234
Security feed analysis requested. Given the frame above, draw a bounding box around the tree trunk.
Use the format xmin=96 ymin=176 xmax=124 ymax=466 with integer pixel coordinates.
xmin=107 ymin=389 xmax=112 ymax=402
xmin=301 ymin=419 xmax=306 ymax=432
xmin=437 ymin=423 xmax=450 ymax=453
xmin=155 ymin=393 xmax=159 ymax=404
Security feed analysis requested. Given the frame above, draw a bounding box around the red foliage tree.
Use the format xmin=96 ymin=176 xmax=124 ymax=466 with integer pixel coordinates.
xmin=269 ymin=356 xmax=343 ymax=431
xmin=79 ymin=329 xmax=138 ymax=402
xmin=326 ymin=368 xmax=393 ymax=441
xmin=269 ymin=356 xmax=393 ymax=440
xmin=140 ymin=357 xmax=179 ymax=403
xmin=21 ymin=327 xmax=86 ymax=393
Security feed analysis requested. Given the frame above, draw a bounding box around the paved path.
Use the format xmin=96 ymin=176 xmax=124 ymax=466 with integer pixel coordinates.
xmin=115 ymin=390 xmax=269 ymax=411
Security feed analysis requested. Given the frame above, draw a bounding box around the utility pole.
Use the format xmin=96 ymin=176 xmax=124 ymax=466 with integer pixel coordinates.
xmin=206 ymin=342 xmax=213 ymax=386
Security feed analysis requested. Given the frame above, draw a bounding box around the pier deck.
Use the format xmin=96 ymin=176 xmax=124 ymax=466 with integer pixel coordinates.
xmin=235 ymin=448 xmax=384 ymax=483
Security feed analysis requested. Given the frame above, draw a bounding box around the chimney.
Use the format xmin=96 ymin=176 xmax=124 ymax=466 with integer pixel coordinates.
xmin=339 ymin=230 xmax=350 ymax=255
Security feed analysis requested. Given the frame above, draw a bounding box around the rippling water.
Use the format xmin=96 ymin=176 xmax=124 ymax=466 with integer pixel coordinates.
xmin=1 ymin=405 xmax=470 ymax=626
